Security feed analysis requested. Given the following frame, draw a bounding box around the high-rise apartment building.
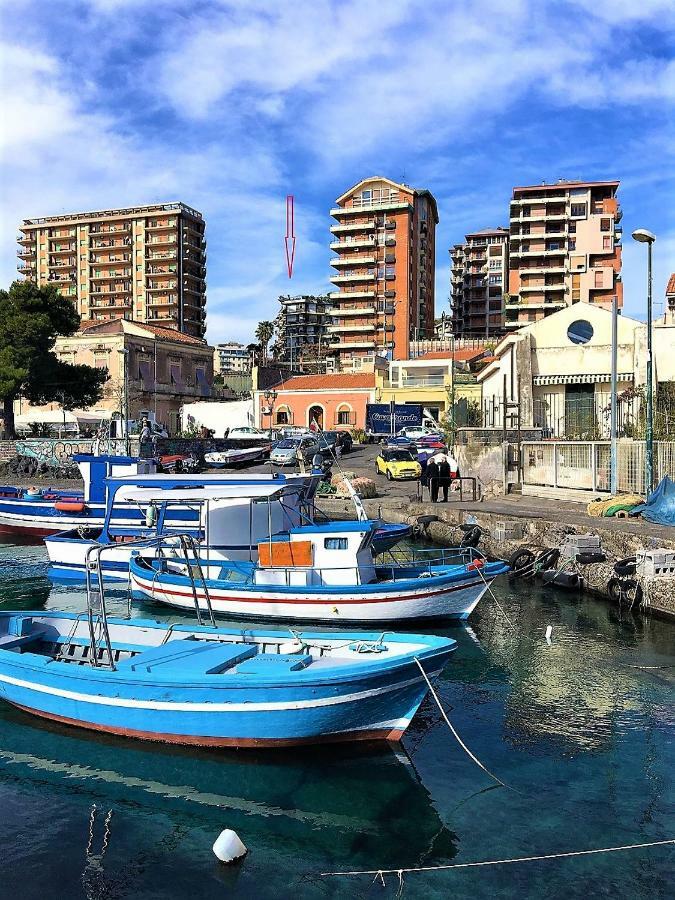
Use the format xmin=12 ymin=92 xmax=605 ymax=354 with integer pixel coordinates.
xmin=450 ymin=228 xmax=509 ymax=337
xmin=17 ymin=202 xmax=207 ymax=339
xmin=214 ymin=342 xmax=250 ymax=375
xmin=274 ymin=295 xmax=331 ymax=366
xmin=328 ymin=177 xmax=438 ymax=369
xmin=506 ymin=180 xmax=622 ymax=329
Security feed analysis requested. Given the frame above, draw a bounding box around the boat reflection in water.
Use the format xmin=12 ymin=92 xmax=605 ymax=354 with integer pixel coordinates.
xmin=0 ymin=703 xmax=457 ymax=894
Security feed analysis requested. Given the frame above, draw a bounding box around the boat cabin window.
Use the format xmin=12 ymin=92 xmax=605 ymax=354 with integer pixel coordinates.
xmin=324 ymin=537 xmax=348 ymax=550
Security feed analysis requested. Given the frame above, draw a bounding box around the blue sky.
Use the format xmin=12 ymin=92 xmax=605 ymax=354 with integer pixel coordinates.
xmin=1 ymin=0 xmax=674 ymax=344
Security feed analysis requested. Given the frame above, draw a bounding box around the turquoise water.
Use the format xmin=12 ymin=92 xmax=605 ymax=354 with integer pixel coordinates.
xmin=0 ymin=540 xmax=672 ymax=898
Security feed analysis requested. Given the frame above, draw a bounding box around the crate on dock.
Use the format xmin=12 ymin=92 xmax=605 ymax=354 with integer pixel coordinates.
xmin=636 ymin=549 xmax=675 ymax=578
xmin=560 ymin=534 xmax=602 ymax=560
xmin=492 ymin=521 xmax=523 ymax=541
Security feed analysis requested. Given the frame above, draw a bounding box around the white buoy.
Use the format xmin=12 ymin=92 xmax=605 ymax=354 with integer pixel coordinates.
xmin=545 ymin=625 xmax=553 ymax=645
xmin=213 ymin=829 xmax=247 ymax=864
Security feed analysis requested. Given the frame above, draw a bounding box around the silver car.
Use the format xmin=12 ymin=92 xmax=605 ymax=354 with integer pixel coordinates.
xmin=270 ymin=436 xmax=319 ymax=466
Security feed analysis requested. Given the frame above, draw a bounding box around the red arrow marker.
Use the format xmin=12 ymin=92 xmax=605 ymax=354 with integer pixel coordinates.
xmin=285 ymin=194 xmax=296 ymax=278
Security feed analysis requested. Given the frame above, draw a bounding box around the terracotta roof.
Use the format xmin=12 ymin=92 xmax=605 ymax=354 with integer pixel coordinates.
xmin=667 ymin=273 xmax=675 ymax=296
xmin=79 ymin=317 xmax=206 ymax=346
xmin=276 ymin=373 xmax=375 ymax=391
xmin=414 ymin=348 xmax=487 ymax=361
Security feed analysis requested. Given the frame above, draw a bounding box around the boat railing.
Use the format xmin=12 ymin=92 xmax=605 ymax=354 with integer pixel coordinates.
xmin=84 ymin=532 xmax=215 ymax=670
xmin=379 ymin=545 xmax=485 ymax=569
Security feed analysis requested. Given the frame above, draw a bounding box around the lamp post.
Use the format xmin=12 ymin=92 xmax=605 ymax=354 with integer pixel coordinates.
xmin=631 ymin=228 xmax=656 ymax=494
xmin=263 ymin=388 xmax=278 ymax=433
xmin=117 ymin=348 xmax=130 ymax=456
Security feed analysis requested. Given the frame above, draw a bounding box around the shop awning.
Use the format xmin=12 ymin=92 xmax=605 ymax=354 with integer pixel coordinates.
xmin=533 ymin=373 xmax=634 ymax=386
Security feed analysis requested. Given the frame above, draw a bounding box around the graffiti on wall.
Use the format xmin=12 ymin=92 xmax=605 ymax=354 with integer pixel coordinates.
xmin=15 ymin=438 xmax=133 ymax=465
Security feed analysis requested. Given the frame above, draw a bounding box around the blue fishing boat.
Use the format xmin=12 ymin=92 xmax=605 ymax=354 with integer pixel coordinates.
xmin=0 ymin=610 xmax=456 ymax=747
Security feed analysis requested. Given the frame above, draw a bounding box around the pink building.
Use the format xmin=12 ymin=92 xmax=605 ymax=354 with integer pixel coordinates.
xmin=255 ymin=373 xmax=376 ymax=431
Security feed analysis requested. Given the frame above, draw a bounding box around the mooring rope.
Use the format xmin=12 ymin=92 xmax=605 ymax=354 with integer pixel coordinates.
xmin=316 ymin=837 xmax=675 ymax=879
xmin=474 ymin=564 xmax=517 ymax=631
xmin=414 ymin=658 xmax=509 ymax=790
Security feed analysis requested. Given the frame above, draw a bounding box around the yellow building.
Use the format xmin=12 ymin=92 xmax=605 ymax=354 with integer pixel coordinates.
xmin=17 ymin=202 xmax=206 ymax=339
xmin=15 ymin=318 xmax=214 ymax=435
xmin=375 ymin=351 xmax=484 ymax=423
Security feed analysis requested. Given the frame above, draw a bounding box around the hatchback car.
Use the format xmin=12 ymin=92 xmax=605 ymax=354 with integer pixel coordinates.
xmin=317 ymin=431 xmax=353 ymax=458
xmin=397 ymin=426 xmax=443 ymax=441
xmin=376 ymin=448 xmax=422 ymax=481
xmin=270 ymin=436 xmax=319 ymax=466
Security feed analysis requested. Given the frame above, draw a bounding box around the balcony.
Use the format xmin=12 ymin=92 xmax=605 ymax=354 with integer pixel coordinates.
xmin=146 ymin=236 xmax=177 ymax=247
xmin=49 ymin=244 xmax=76 ymax=254
xmin=146 ymin=221 xmax=177 ymax=231
xmin=17 ymin=265 xmax=35 ymax=274
xmin=17 ymin=247 xmax=36 ymax=258
xmin=519 ymin=283 xmax=565 ymax=292
xmin=331 ymin=199 xmax=411 ymax=216
xmin=334 ymin=339 xmax=377 ymax=349
xmin=92 ymin=238 xmax=131 ymax=249
xmin=90 ymin=271 xmax=131 ymax=280
xmin=330 ymin=255 xmax=375 ymax=268
xmin=146 ymin=250 xmax=175 ymax=260
xmin=330 ymin=237 xmax=376 ymax=250
xmin=148 ymin=281 xmax=178 ymax=291
xmin=510 ymin=211 xmax=567 ymax=223
xmin=90 ymin=224 xmax=131 ymax=234
xmin=90 ymin=297 xmax=132 ymax=308
xmin=17 ymin=233 xmax=35 ymax=245
xmin=330 ymin=272 xmax=375 ymax=284
xmin=90 ymin=253 xmax=131 ymax=264
xmin=326 ymin=324 xmax=376 ymax=333
xmin=90 ymin=287 xmax=132 ymax=296
xmin=330 ymin=221 xmax=375 ymax=234
xmin=511 ymin=248 xmax=567 ymax=258
xmin=326 ymin=305 xmax=375 ymax=316
xmin=328 ymin=290 xmax=376 ymax=300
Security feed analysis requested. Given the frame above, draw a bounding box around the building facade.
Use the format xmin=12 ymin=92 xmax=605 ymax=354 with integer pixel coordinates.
xmin=17 ymin=202 xmax=207 ymax=339
xmin=16 ymin=318 xmax=214 ymax=434
xmin=214 ymin=342 xmax=251 ymax=375
xmin=254 ymin=373 xmax=377 ymax=432
xmin=328 ymin=177 xmax=438 ymax=369
xmin=450 ymin=228 xmax=509 ymax=337
xmin=273 ymin=295 xmax=331 ymax=367
xmin=507 ymin=180 xmax=622 ymax=329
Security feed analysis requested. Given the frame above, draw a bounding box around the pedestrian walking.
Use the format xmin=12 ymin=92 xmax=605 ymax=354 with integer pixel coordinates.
xmin=438 ymin=457 xmax=451 ymax=502
xmin=426 ymin=458 xmax=440 ymax=502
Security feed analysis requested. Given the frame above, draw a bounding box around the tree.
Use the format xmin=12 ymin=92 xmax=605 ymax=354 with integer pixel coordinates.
xmin=255 ymin=321 xmax=275 ymax=363
xmin=0 ymin=281 xmax=108 ymax=437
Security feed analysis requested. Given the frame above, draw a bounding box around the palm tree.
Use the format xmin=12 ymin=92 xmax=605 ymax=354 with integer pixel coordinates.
xmin=255 ymin=321 xmax=275 ymax=363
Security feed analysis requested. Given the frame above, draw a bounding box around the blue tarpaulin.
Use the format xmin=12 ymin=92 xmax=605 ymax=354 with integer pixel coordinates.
xmin=631 ymin=476 xmax=675 ymax=526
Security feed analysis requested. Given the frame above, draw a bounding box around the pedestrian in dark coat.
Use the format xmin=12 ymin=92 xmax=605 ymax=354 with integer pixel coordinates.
xmin=426 ymin=459 xmax=440 ymax=502
xmin=438 ymin=457 xmax=451 ymax=502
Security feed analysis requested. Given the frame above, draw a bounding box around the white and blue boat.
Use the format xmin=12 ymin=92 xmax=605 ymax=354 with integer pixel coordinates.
xmin=45 ymin=474 xmax=411 ymax=581
xmin=0 ymin=610 xmax=456 ymax=747
xmin=129 ymin=514 xmax=508 ymax=623
xmin=0 ymin=454 xmax=157 ymax=538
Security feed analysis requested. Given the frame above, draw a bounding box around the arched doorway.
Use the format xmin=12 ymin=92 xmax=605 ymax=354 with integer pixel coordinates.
xmin=307 ymin=404 xmax=324 ymax=432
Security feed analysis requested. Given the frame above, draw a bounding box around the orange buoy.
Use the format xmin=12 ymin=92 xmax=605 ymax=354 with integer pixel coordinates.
xmin=54 ymin=501 xmax=86 ymax=513
xmin=466 ymin=558 xmax=485 ymax=571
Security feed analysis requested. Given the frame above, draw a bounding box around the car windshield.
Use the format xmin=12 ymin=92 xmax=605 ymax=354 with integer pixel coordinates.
xmin=276 ymin=439 xmax=298 ymax=449
xmin=318 ymin=433 xmax=337 ymax=445
xmin=389 ymin=450 xmax=415 ymax=461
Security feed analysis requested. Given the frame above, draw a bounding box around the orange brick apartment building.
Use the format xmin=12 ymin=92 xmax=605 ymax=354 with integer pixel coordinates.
xmin=328 ymin=177 xmax=438 ymax=370
xmin=507 ymin=180 xmax=622 ymax=329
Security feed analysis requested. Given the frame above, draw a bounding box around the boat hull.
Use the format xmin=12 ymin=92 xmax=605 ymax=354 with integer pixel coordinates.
xmin=130 ymin=558 xmax=507 ymax=622
xmin=0 ymin=612 xmax=454 ymax=748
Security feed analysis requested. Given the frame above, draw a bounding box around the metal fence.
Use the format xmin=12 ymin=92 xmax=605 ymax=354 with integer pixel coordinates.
xmin=522 ymin=440 xmax=675 ymax=495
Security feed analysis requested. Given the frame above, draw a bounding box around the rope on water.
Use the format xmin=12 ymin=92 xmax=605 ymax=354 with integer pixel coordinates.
xmin=414 ymin=658 xmax=509 ymax=790
xmin=474 ymin=564 xmax=517 ymax=631
xmin=317 ymin=837 xmax=675 ymax=879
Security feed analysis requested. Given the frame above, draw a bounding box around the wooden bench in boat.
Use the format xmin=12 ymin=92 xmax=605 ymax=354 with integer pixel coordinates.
xmin=235 ymin=653 xmax=313 ymax=673
xmin=117 ymin=639 xmax=258 ymax=675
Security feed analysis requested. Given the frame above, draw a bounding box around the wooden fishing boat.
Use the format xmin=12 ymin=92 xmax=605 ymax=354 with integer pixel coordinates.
xmin=0 ymin=611 xmax=455 ymax=748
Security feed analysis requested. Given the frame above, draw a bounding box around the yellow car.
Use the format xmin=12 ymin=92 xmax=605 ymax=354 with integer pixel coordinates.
xmin=376 ymin=448 xmax=422 ymax=481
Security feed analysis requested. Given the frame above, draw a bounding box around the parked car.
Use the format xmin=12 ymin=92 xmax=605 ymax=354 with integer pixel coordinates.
xmin=316 ymin=431 xmax=353 ymax=458
xmin=375 ymin=448 xmax=422 ymax=481
xmin=270 ymin=436 xmax=319 ymax=466
xmin=397 ymin=426 xmax=443 ymax=441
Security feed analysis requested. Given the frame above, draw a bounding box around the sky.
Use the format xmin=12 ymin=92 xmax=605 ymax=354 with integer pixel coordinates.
xmin=1 ymin=0 xmax=674 ymax=345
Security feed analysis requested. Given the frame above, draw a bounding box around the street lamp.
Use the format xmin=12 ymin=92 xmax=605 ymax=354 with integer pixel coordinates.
xmin=632 ymin=228 xmax=656 ymax=494
xmin=117 ymin=347 xmax=130 ymax=456
xmin=263 ymin=389 xmax=278 ymax=432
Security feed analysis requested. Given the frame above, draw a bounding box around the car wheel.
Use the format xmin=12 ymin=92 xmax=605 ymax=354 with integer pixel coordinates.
xmin=386 ymin=470 xmax=393 ymax=481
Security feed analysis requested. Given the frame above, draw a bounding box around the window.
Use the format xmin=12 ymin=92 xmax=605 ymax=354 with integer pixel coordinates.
xmin=488 ymin=274 xmax=502 ymax=284
xmin=325 ymin=538 xmax=348 ymax=550
xmin=600 ymin=218 xmax=611 ymax=232
xmin=603 ymin=236 xmax=611 ymax=249
xmin=571 ymin=203 xmax=587 ymax=218
xmin=594 ymin=270 xmax=603 ymax=287
xmin=569 ymin=240 xmax=576 ymax=250
xmin=275 ymin=410 xmax=289 ymax=425
xmin=568 ymin=221 xmax=576 ymax=234
xmin=567 ymin=320 xmax=593 ymax=345
xmin=337 ymin=408 xmax=352 ymax=425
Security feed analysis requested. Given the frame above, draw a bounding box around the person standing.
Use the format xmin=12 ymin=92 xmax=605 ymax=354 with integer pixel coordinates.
xmin=139 ymin=417 xmax=151 ymax=445
xmin=426 ymin=458 xmax=440 ymax=502
xmin=438 ymin=456 xmax=451 ymax=502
